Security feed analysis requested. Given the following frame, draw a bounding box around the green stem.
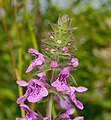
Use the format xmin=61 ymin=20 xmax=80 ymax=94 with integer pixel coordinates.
xmin=46 ymin=69 xmax=55 ymax=118
xmin=18 ymin=46 xmax=25 ymax=117
xmin=18 ymin=86 xmax=24 ymax=116
xmin=13 ymin=2 xmax=25 ymax=117
xmin=52 ymin=105 xmax=56 ymax=118
xmin=1 ymin=14 xmax=25 ymax=117
xmin=46 ymin=94 xmax=53 ymax=118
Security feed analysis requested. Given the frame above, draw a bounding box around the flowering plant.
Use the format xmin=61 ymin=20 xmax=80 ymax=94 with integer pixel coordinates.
xmin=16 ymin=15 xmax=88 ymax=120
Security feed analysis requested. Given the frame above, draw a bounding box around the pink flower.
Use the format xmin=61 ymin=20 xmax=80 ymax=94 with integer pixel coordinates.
xmin=71 ymin=58 xmax=79 ymax=67
xmin=54 ymin=95 xmax=71 ymax=110
xmin=43 ymin=117 xmax=51 ymax=120
xmin=37 ymin=72 xmax=46 ymax=80
xmin=59 ymin=108 xmax=75 ymax=120
xmin=66 ymin=86 xmax=88 ymax=110
xmin=51 ymin=68 xmax=70 ymax=91
xmin=16 ymin=104 xmax=39 ymax=120
xmin=62 ymin=46 xmax=68 ymax=52
xmin=59 ymin=108 xmax=84 ymax=120
xmin=73 ymin=116 xmax=84 ymax=120
xmin=50 ymin=61 xmax=58 ymax=67
xmin=16 ymin=79 xmax=48 ymax=104
xmin=26 ymin=48 xmax=46 ymax=73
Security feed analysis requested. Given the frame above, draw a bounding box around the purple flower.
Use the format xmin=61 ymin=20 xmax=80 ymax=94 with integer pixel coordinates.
xmin=50 ymin=61 xmax=58 ymax=68
xmin=26 ymin=48 xmax=46 ymax=73
xmin=59 ymin=108 xmax=84 ymax=120
xmin=62 ymin=46 xmax=68 ymax=52
xmin=16 ymin=79 xmax=48 ymax=104
xmin=51 ymin=68 xmax=70 ymax=91
xmin=54 ymin=95 xmax=71 ymax=110
xmin=73 ymin=116 xmax=84 ymax=120
xmin=16 ymin=104 xmax=39 ymax=120
xmin=43 ymin=117 xmax=51 ymax=120
xmin=66 ymin=86 xmax=88 ymax=110
xmin=71 ymin=58 xmax=79 ymax=67
xmin=37 ymin=72 xmax=46 ymax=80
xmin=59 ymin=108 xmax=75 ymax=120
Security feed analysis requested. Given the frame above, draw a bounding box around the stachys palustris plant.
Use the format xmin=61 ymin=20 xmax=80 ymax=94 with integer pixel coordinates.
xmin=16 ymin=15 xmax=88 ymax=120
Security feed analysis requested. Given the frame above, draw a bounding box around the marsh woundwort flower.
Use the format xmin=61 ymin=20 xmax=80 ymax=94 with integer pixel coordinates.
xmin=62 ymin=46 xmax=68 ymax=52
xmin=50 ymin=61 xmax=58 ymax=68
xmin=70 ymin=58 xmax=79 ymax=68
xmin=17 ymin=79 xmax=48 ymax=103
xmin=26 ymin=48 xmax=46 ymax=73
xmin=54 ymin=95 xmax=71 ymax=110
xmin=59 ymin=108 xmax=75 ymax=120
xmin=66 ymin=86 xmax=88 ymax=110
xmin=37 ymin=72 xmax=46 ymax=81
xmin=51 ymin=68 xmax=70 ymax=91
xmin=16 ymin=104 xmax=39 ymax=120
xmin=59 ymin=108 xmax=84 ymax=120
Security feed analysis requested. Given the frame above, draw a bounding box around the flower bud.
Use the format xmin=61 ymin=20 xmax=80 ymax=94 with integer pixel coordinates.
xmin=62 ymin=46 xmax=68 ymax=52
xmin=50 ymin=61 xmax=58 ymax=68
xmin=71 ymin=58 xmax=79 ymax=67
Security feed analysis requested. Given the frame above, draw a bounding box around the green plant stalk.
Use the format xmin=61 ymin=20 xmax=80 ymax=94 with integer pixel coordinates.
xmin=46 ymin=69 xmax=55 ymax=117
xmin=46 ymin=94 xmax=53 ymax=118
xmin=18 ymin=86 xmax=24 ymax=116
xmin=0 ymin=13 xmax=25 ymax=117
xmin=28 ymin=25 xmax=38 ymax=50
xmin=23 ymin=0 xmax=38 ymax=112
xmin=52 ymin=105 xmax=56 ymax=118
xmin=13 ymin=2 xmax=25 ymax=117
xmin=18 ymin=46 xmax=25 ymax=117
xmin=16 ymin=24 xmax=25 ymax=116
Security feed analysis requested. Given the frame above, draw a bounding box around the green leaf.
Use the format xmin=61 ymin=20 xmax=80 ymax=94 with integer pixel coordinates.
xmin=49 ymin=21 xmax=59 ymax=32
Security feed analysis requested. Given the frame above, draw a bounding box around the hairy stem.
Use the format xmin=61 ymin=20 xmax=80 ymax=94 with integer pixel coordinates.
xmin=46 ymin=69 xmax=55 ymax=118
xmin=46 ymin=94 xmax=53 ymax=118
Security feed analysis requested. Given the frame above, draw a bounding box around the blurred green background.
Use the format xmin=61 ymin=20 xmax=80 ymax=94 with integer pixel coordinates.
xmin=0 ymin=0 xmax=111 ymax=120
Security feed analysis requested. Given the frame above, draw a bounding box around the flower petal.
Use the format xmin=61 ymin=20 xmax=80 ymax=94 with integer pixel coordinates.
xmin=17 ymin=104 xmax=39 ymax=120
xmin=40 ymin=87 xmax=48 ymax=97
xmin=27 ymin=93 xmax=42 ymax=103
xmin=30 ymin=79 xmax=44 ymax=86
xmin=51 ymin=80 xmax=70 ymax=91
xmin=28 ymin=48 xmax=39 ymax=56
xmin=54 ymin=95 xmax=60 ymax=102
xmin=60 ymin=98 xmax=71 ymax=110
xmin=74 ymin=116 xmax=84 ymax=120
xmin=71 ymin=58 xmax=79 ymax=67
xmin=16 ymin=80 xmax=28 ymax=87
xmin=37 ymin=72 xmax=46 ymax=80
xmin=26 ymin=59 xmax=38 ymax=73
xmin=43 ymin=117 xmax=51 ymax=120
xmin=74 ymin=100 xmax=84 ymax=110
xmin=54 ymin=95 xmax=71 ymax=110
xmin=74 ymin=87 xmax=88 ymax=93
xmin=20 ymin=104 xmax=30 ymax=112
xmin=16 ymin=95 xmax=27 ymax=104
xmin=65 ymin=108 xmax=75 ymax=115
